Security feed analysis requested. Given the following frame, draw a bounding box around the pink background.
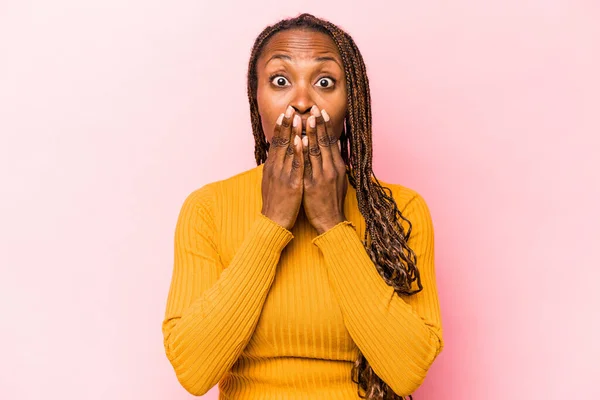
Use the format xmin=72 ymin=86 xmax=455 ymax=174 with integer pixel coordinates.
xmin=1 ymin=1 xmax=599 ymax=399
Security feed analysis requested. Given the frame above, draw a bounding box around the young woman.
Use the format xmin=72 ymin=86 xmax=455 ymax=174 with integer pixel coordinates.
xmin=162 ymin=13 xmax=444 ymax=400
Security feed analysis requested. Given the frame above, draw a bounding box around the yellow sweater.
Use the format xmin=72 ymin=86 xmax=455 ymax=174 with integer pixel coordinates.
xmin=162 ymin=163 xmax=444 ymax=399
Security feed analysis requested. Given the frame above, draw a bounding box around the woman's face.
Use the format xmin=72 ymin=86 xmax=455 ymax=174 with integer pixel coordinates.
xmin=256 ymin=28 xmax=347 ymax=144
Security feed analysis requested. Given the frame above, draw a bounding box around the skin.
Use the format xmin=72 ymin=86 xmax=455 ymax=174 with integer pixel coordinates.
xmin=256 ymin=28 xmax=347 ymax=143
xmin=257 ymin=29 xmax=349 ymax=234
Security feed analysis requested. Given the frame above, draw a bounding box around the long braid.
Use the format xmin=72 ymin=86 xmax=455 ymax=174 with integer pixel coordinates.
xmin=246 ymin=13 xmax=422 ymax=400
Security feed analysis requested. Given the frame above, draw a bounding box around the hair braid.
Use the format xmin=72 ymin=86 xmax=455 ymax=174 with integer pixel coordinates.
xmin=246 ymin=13 xmax=423 ymax=400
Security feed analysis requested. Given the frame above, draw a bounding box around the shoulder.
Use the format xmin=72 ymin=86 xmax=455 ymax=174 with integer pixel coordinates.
xmin=179 ymin=164 xmax=263 ymax=210
xmin=374 ymin=177 xmax=434 ymax=237
xmin=374 ymin=177 xmax=427 ymax=213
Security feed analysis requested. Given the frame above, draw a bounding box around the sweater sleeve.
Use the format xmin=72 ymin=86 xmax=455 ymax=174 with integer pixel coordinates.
xmin=311 ymin=192 xmax=444 ymax=397
xmin=161 ymin=184 xmax=294 ymax=396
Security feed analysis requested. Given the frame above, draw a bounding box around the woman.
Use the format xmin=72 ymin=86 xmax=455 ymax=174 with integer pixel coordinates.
xmin=162 ymin=13 xmax=444 ymax=400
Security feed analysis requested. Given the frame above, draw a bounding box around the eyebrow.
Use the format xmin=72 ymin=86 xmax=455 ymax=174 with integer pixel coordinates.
xmin=266 ymin=54 xmax=343 ymax=69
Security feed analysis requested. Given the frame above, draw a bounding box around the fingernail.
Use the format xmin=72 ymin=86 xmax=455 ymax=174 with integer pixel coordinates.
xmin=276 ymin=113 xmax=284 ymax=125
xmin=322 ymin=109 xmax=330 ymax=122
xmin=285 ymin=105 xmax=294 ymax=118
xmin=293 ymin=114 xmax=300 ymax=127
xmin=294 ymin=135 xmax=299 ymax=146
xmin=311 ymin=105 xmax=321 ymax=116
xmin=302 ymin=136 xmax=308 ymax=146
xmin=308 ymin=116 xmax=316 ymax=128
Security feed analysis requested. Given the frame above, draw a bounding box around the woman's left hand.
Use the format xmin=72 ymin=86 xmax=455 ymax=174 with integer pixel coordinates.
xmin=302 ymin=105 xmax=348 ymax=235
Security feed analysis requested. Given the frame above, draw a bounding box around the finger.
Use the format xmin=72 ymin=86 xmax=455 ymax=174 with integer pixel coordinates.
xmin=306 ymin=114 xmax=322 ymax=175
xmin=296 ymin=129 xmax=306 ymax=180
xmin=302 ymin=135 xmax=312 ymax=181
xmin=267 ymin=112 xmax=283 ymax=166
xmin=271 ymin=105 xmax=295 ymax=167
xmin=312 ymin=106 xmax=334 ymax=173
xmin=322 ymin=109 xmax=345 ymax=172
xmin=286 ymin=114 xmax=303 ymax=178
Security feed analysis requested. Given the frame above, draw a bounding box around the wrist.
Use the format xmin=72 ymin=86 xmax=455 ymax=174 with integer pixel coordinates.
xmin=261 ymin=211 xmax=293 ymax=231
xmin=314 ymin=216 xmax=346 ymax=235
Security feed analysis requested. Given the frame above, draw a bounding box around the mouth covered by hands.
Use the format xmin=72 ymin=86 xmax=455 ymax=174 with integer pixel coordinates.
xmin=261 ymin=104 xmax=347 ymax=234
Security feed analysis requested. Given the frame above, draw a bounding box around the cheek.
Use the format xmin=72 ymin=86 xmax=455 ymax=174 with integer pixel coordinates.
xmin=333 ymin=118 xmax=345 ymax=139
xmin=330 ymin=91 xmax=347 ymax=137
xmin=263 ymin=121 xmax=274 ymax=143
xmin=331 ymin=103 xmax=347 ymax=139
xmin=256 ymin=87 xmax=280 ymax=143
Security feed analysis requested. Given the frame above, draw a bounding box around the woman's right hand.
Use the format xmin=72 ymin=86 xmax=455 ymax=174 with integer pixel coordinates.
xmin=261 ymin=105 xmax=305 ymax=231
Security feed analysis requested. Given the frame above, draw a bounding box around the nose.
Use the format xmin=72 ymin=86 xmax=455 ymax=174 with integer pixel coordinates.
xmin=289 ymin=83 xmax=315 ymax=116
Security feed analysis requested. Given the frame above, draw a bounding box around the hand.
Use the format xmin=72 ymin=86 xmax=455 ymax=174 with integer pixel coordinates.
xmin=302 ymin=105 xmax=348 ymax=235
xmin=261 ymin=105 xmax=305 ymax=231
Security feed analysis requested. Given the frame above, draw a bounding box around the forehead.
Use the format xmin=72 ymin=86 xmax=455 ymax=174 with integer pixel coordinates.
xmin=258 ymin=28 xmax=342 ymax=65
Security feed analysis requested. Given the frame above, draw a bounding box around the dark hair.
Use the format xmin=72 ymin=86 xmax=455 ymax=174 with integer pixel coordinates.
xmin=246 ymin=13 xmax=423 ymax=400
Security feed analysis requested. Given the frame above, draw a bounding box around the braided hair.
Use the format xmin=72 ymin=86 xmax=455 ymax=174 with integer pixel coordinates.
xmin=246 ymin=13 xmax=423 ymax=400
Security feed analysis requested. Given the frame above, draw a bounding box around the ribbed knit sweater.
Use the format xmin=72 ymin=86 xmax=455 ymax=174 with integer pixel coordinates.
xmin=162 ymin=163 xmax=444 ymax=399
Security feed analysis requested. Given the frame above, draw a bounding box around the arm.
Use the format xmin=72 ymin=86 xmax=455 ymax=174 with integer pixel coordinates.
xmin=311 ymin=192 xmax=444 ymax=396
xmin=162 ymin=184 xmax=293 ymax=396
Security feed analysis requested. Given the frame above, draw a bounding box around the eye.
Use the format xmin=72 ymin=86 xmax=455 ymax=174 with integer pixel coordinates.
xmin=270 ymin=75 xmax=290 ymax=87
xmin=315 ymin=77 xmax=335 ymax=88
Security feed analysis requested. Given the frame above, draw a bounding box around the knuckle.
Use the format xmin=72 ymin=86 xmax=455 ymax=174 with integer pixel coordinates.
xmin=317 ymin=136 xmax=331 ymax=147
xmin=324 ymin=169 xmax=337 ymax=181
xmin=271 ymin=136 xmax=290 ymax=148
xmin=286 ymin=145 xmax=294 ymax=156
xmin=281 ymin=117 xmax=291 ymax=128
xmin=309 ymin=146 xmax=321 ymax=156
xmin=292 ymin=158 xmax=301 ymax=169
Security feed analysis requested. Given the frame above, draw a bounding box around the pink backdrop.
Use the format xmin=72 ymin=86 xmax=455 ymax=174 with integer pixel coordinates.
xmin=1 ymin=1 xmax=599 ymax=399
